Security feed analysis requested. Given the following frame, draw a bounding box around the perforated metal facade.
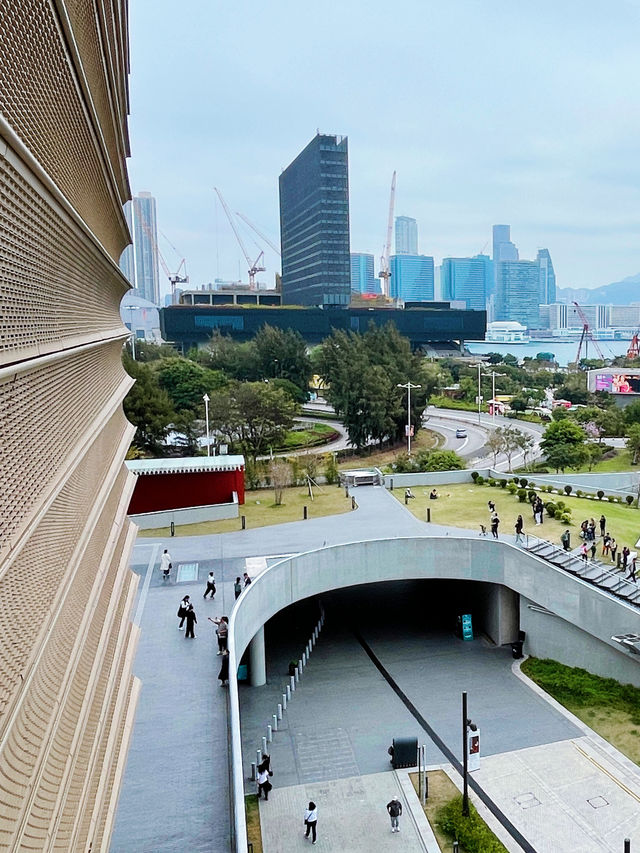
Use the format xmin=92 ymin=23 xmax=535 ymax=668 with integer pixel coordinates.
xmin=0 ymin=2 xmax=139 ymax=850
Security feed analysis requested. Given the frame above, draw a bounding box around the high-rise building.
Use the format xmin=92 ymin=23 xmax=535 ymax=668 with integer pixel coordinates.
xmin=350 ymin=253 xmax=379 ymax=294
xmin=495 ymin=260 xmax=541 ymax=328
xmin=390 ymin=254 xmax=435 ymax=301
xmin=537 ymin=248 xmax=556 ymax=304
xmin=0 ymin=3 xmax=138 ymax=850
xmin=279 ymin=134 xmax=351 ymax=307
xmin=132 ymin=191 xmax=161 ymax=304
xmin=395 ymin=216 xmax=418 ymax=254
xmin=119 ymin=200 xmax=135 ymax=284
xmin=492 ymin=224 xmax=519 ymax=263
xmin=441 ymin=255 xmax=492 ymax=311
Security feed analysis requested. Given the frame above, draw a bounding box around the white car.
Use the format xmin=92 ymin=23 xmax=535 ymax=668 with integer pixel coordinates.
xmin=455 ymin=428 xmax=467 ymax=439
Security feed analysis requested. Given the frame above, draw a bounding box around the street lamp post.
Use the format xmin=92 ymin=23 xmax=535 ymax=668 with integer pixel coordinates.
xmin=126 ymin=305 xmax=136 ymax=360
xmin=203 ymin=393 xmax=211 ymax=457
xmin=461 ymin=691 xmax=477 ymax=817
xmin=397 ymin=381 xmax=421 ymax=455
xmin=483 ymin=371 xmax=506 ymax=420
xmin=474 ymin=363 xmax=482 ymax=425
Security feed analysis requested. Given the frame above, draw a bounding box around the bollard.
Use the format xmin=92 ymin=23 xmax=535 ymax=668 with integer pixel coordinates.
xmin=251 ymin=762 xmax=256 ymax=781
xmin=262 ymin=737 xmax=267 ymax=755
xmin=301 ymin=652 xmax=306 ymax=667
xmin=241 ymin=515 xmax=246 ymax=530
xmin=303 ymin=505 xmax=308 ymax=520
xmin=624 ymin=839 xmax=630 ymax=853
xmin=426 ymin=507 xmax=431 ymax=523
xmin=345 ymin=486 xmax=349 ymax=498
xmin=311 ymin=633 xmax=316 ymax=647
xmin=278 ymin=703 xmax=283 ymax=720
xmin=267 ymin=725 xmax=272 ymax=743
xmin=257 ymin=749 xmax=262 ymax=768
xmin=287 ymin=683 xmax=292 ymax=699
xmin=282 ymin=692 xmax=287 ymax=710
xmin=170 ymin=521 xmax=175 ymax=537
xmin=308 ymin=640 xmax=312 ymax=655
xmin=295 ymin=665 xmax=300 ymax=683
xmin=453 ymin=842 xmax=459 ymax=853
xmin=290 ymin=676 xmax=295 ymax=693
xmin=351 ymin=496 xmax=356 ymax=510
xmin=273 ymin=714 xmax=278 ymax=732
xmin=390 ymin=478 xmax=394 ymax=491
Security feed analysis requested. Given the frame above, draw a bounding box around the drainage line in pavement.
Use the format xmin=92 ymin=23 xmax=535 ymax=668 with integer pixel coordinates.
xmin=354 ymin=630 xmax=537 ymax=853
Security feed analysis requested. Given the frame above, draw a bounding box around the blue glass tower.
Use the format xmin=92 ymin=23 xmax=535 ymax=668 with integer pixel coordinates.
xmin=279 ymin=134 xmax=351 ymax=307
xmin=389 ymin=254 xmax=434 ymax=301
xmin=495 ymin=260 xmax=540 ymax=328
xmin=441 ymin=255 xmax=492 ymax=310
xmin=350 ymin=253 xmax=379 ymax=294
xmin=395 ymin=216 xmax=418 ymax=254
xmin=132 ymin=191 xmax=160 ymax=305
xmin=537 ymin=248 xmax=556 ymax=304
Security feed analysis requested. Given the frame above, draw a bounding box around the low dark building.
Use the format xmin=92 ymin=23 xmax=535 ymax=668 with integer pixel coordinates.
xmin=161 ymin=304 xmax=486 ymax=351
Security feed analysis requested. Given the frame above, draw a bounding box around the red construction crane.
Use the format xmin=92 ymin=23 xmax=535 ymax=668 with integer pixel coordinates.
xmin=139 ymin=218 xmax=188 ymax=304
xmin=214 ymin=188 xmax=265 ymax=289
xmin=378 ymin=171 xmax=396 ymax=298
xmin=627 ymin=331 xmax=640 ymax=359
xmin=573 ymin=301 xmax=605 ymax=363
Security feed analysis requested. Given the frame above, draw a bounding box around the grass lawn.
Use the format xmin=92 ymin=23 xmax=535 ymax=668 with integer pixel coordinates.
xmin=245 ymin=794 xmax=263 ymax=853
xmin=521 ymin=658 xmax=640 ymax=765
xmin=524 ymin=448 xmax=637 ymax=475
xmin=396 ymin=482 xmax=640 ymax=550
xmin=410 ymin=769 xmax=508 ymax=852
xmin=275 ymin=422 xmax=339 ymax=452
xmin=137 ymin=485 xmax=353 ymax=537
xmin=338 ymin=428 xmax=441 ymax=471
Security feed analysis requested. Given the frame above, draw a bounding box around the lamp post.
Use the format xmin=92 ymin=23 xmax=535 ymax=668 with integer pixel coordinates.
xmin=474 ymin=363 xmax=483 ymax=424
xmin=397 ymin=381 xmax=421 ymax=455
xmin=483 ymin=371 xmax=506 ymax=420
xmin=203 ymin=393 xmax=211 ymax=457
xmin=462 ymin=691 xmax=477 ymax=817
xmin=126 ymin=305 xmax=136 ymax=360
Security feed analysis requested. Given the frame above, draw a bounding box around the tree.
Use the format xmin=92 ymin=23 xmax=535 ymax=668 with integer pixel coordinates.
xmin=545 ymin=442 xmax=587 ymax=473
xmin=122 ymin=356 xmax=175 ymax=454
xmin=585 ymin=442 xmax=603 ymax=471
xmin=500 ymin=426 xmax=526 ymax=472
xmin=156 ymin=358 xmax=226 ymax=412
xmin=486 ymin=430 xmax=505 ymax=466
xmin=627 ymin=424 xmax=640 ymax=464
xmin=515 ymin=431 xmax=535 ymax=470
xmin=130 ymin=340 xmax=180 ymax=362
xmin=509 ymin=395 xmax=528 ymax=413
xmin=269 ymin=459 xmax=292 ymax=506
xmin=541 ymin=419 xmax=586 ymax=454
xmin=254 ymin=325 xmax=312 ymax=394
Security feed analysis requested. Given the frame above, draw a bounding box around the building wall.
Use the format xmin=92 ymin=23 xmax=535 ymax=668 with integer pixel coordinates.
xmin=132 ymin=191 xmax=160 ymax=305
xmin=350 ymin=252 xmax=379 ymax=294
xmin=0 ymin=3 xmax=139 ymax=849
xmin=395 ymin=216 xmax=418 ymax=254
xmin=441 ymin=255 xmax=491 ymax=310
xmin=390 ymin=254 xmax=435 ymax=301
xmin=128 ymin=470 xmax=246 ymax=514
xmin=279 ymin=134 xmax=351 ymax=307
xmin=495 ymin=260 xmax=540 ymax=329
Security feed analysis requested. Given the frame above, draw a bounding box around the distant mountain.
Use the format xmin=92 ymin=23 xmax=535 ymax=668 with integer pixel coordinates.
xmin=558 ymin=273 xmax=640 ymax=305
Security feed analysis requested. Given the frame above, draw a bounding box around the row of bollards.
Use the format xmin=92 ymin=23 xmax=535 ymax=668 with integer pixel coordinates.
xmin=251 ymin=605 xmax=326 ymax=781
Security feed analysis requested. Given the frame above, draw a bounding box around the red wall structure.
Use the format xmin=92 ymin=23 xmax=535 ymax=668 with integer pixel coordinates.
xmin=127 ymin=467 xmax=245 ymax=515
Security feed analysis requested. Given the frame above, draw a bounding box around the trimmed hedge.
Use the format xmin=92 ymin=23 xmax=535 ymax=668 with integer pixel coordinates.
xmin=436 ymin=795 xmax=508 ymax=853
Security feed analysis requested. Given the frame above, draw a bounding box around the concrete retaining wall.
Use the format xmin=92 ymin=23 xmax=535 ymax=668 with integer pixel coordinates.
xmin=129 ymin=492 xmax=238 ymax=529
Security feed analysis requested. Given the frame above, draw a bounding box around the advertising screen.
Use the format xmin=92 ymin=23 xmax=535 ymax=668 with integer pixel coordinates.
xmin=595 ymin=373 xmax=640 ymax=394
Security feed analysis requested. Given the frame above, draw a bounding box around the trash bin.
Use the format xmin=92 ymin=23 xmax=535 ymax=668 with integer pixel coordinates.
xmin=391 ymin=737 xmax=418 ymax=769
xmin=511 ymin=641 xmax=524 ymax=659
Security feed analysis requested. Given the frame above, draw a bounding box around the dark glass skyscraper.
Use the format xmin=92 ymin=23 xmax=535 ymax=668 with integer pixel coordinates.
xmin=441 ymin=254 xmax=492 ymax=310
xmin=279 ymin=134 xmax=351 ymax=306
xmin=537 ymin=248 xmax=556 ymax=304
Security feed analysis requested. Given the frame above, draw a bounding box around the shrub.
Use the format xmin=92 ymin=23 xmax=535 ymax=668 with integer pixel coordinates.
xmin=528 ymin=489 xmax=537 ymax=503
xmin=471 ymin=471 xmax=480 ymax=482
xmin=576 ymin=490 xmax=583 ymax=497
xmin=564 ymin=484 xmax=572 ymax=495
xmin=545 ymin=501 xmax=557 ymax=518
xmin=512 ymin=477 xmax=520 ymax=484
xmin=556 ymin=500 xmax=565 ymax=511
xmin=519 ymin=477 xmax=528 ymax=487
xmin=626 ymin=495 xmax=635 ymax=505
xmin=436 ymin=795 xmax=509 ymax=853
xmin=560 ymin=513 xmax=572 ymax=524
xmin=323 ymin=454 xmax=339 ymax=485
xmin=517 ymin=488 xmax=527 ymax=502
xmin=529 ymin=481 xmax=536 ymax=488
xmin=597 ymin=490 xmax=605 ymax=500
xmin=499 ymin=479 xmax=507 ymax=488
xmin=507 ymin=482 xmax=517 ymax=494
xmin=487 ymin=477 xmax=496 ymax=487
xmin=475 ymin=475 xmax=485 ymax=485
xmin=608 ymin=495 xmax=615 ymax=502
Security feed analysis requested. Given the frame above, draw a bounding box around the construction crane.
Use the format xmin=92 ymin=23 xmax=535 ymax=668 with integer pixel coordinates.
xmin=627 ymin=330 xmax=640 ymax=359
xmin=214 ymin=188 xmax=265 ymax=288
xmin=235 ymin=212 xmax=281 ymax=257
xmin=139 ymin=218 xmax=188 ymax=304
xmin=573 ymin=301 xmax=605 ymax=363
xmin=378 ymin=171 xmax=396 ymax=298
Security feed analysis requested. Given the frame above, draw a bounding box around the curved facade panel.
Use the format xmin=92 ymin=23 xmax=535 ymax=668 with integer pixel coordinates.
xmin=0 ymin=1 xmax=138 ymax=849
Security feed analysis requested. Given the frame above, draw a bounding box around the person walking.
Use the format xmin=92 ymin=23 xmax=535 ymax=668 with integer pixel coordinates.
xmin=218 ymin=649 xmax=230 ymax=684
xmin=234 ymin=577 xmax=243 ymax=599
xmin=580 ymin=542 xmax=588 ymax=563
xmin=560 ymin=529 xmax=571 ymax=551
xmin=627 ymin=552 xmax=638 ymax=583
xmin=602 ymin=533 xmax=611 ymax=557
xmin=386 ymin=796 xmax=403 ymax=833
xmin=203 ymin=571 xmax=216 ymax=599
xmin=209 ymin=615 xmax=229 ymax=653
xmin=514 ymin=515 xmax=524 ymax=544
xmin=599 ymin=514 xmax=607 ymax=537
xmin=587 ymin=519 xmax=596 ymax=542
xmin=622 ymin=546 xmax=630 ymax=571
xmin=580 ymin=520 xmax=588 ymax=540
xmin=304 ymin=801 xmax=318 ymax=844
xmin=184 ymin=603 xmax=197 ymax=639
xmin=243 ymin=572 xmax=252 ymax=588
xmin=257 ymin=765 xmax=272 ymax=801
xmin=490 ymin=513 xmax=500 ymax=539
xmin=160 ymin=549 xmax=172 ymax=582
xmin=487 ymin=499 xmax=496 ymax=513
xmin=610 ymin=538 xmax=618 ymax=563
xmin=590 ymin=541 xmax=597 ymax=561
xmin=177 ymin=595 xmax=190 ymax=629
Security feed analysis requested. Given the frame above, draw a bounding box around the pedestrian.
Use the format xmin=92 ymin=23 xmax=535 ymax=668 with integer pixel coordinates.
xmin=610 ymin=538 xmax=618 ymax=563
xmin=258 ymin=754 xmax=272 ymax=776
xmin=386 ymin=796 xmax=403 ymax=833
xmin=243 ymin=572 xmax=252 ymax=588
xmin=580 ymin=520 xmax=588 ymax=540
xmin=184 ymin=603 xmax=197 ymax=639
xmin=590 ymin=541 xmax=597 ymax=561
xmin=234 ymin=577 xmax=243 ymax=599
xmin=602 ymin=533 xmax=611 ymax=557
xmin=536 ymin=498 xmax=544 ymax=525
xmin=203 ymin=571 xmax=216 ymax=599
xmin=160 ymin=548 xmax=172 ymax=582
xmin=514 ymin=515 xmax=524 ymax=543
xmin=490 ymin=513 xmax=500 ymax=539
xmin=209 ymin=615 xmax=229 ymax=653
xmin=587 ymin=519 xmax=596 ymax=542
xmin=580 ymin=542 xmax=588 ymax=563
xmin=599 ymin=514 xmax=606 ymax=537
xmin=304 ymin=801 xmax=318 ymax=844
xmin=177 ymin=595 xmax=190 ymax=630
xmin=560 ymin=529 xmax=571 ymax=551
xmin=622 ymin=546 xmax=630 ymax=570
xmin=257 ymin=765 xmax=272 ymax=801
xmin=487 ymin=499 xmax=496 ymax=513
xmin=218 ymin=649 xmax=230 ymax=684
xmin=479 ymin=523 xmax=487 ymax=536
xmin=627 ymin=552 xmax=638 ymax=583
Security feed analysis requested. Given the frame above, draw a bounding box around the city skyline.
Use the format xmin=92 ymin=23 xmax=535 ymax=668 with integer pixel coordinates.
xmin=125 ymin=0 xmax=640 ymax=296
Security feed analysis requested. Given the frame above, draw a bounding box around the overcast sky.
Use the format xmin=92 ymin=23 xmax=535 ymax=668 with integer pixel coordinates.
xmin=127 ymin=0 xmax=640 ymax=297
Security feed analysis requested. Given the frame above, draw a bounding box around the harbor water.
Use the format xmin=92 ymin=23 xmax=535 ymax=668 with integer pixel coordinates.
xmin=467 ymin=338 xmax=633 ymax=367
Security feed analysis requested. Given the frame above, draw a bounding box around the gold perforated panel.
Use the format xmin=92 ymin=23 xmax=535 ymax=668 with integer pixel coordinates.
xmin=0 ymin=0 xmax=127 ymax=257
xmin=0 ymin=151 xmax=127 ymax=363
xmin=0 ymin=341 xmax=129 ymax=555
